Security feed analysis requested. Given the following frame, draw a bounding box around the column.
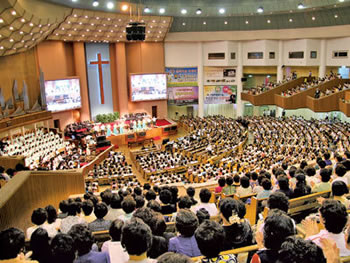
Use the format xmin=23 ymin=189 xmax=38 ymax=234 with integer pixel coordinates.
xmin=319 ymin=39 xmax=326 ymax=78
xmin=277 ymin=40 xmax=284 ymax=83
xmin=114 ymin=43 xmax=129 ymax=116
xmin=73 ymin=42 xmax=91 ymax=121
xmin=236 ymin=42 xmax=243 ymax=117
xmin=197 ymin=42 xmax=204 ymax=118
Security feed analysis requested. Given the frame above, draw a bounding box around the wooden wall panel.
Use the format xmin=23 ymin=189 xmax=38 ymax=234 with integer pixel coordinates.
xmin=0 ymin=48 xmax=40 ymax=108
xmin=125 ymin=42 xmax=167 ymax=118
xmin=0 ymin=170 xmax=85 ymax=232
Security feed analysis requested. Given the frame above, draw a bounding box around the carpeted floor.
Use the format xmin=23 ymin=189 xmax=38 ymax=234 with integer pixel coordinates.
xmin=156 ymin=119 xmax=171 ymax=126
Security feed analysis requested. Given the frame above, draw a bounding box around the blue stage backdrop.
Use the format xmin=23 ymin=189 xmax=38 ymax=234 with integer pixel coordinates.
xmin=85 ymin=43 xmax=114 ymax=120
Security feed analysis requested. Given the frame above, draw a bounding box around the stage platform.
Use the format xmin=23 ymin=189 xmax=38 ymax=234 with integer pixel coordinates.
xmin=107 ymin=118 xmax=178 ymax=146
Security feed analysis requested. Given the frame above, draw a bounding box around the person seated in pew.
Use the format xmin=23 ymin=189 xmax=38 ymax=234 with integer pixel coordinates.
xmin=331 ymin=181 xmax=350 ymax=209
xmin=45 ymin=205 xmax=61 ymax=235
xmin=195 ymin=220 xmax=238 ymax=263
xmin=332 ymin=164 xmax=348 ymax=185
xmin=105 ymin=194 xmax=124 ymax=221
xmin=50 ymin=233 xmax=75 ymax=263
xmin=215 ymin=177 xmax=226 ymax=193
xmin=60 ymin=202 xmax=87 ymax=234
xmin=159 ymin=189 xmax=176 ymax=215
xmin=68 ymin=224 xmax=110 ymax=263
xmin=251 ymin=210 xmax=295 ymax=263
xmin=196 ymin=208 xmax=210 ymax=225
xmin=304 ymin=199 xmax=350 ymax=257
xmin=219 ymin=198 xmax=253 ymax=250
xmin=28 ymin=228 xmax=51 ymax=263
xmin=236 ymin=176 xmax=253 ymax=197
xmin=277 ymin=236 xmax=326 ymax=263
xmin=26 ymin=208 xmax=57 ymax=239
xmin=257 ymin=178 xmax=272 ymax=199
xmin=222 ymin=177 xmax=236 ymax=196
xmin=292 ymin=174 xmax=311 ymax=198
xmin=192 ymin=188 xmax=218 ymax=217
xmin=168 ymin=210 xmax=202 ymax=258
xmin=276 ymin=176 xmax=294 ymax=199
xmin=305 ymin=166 xmax=319 ymax=187
xmin=186 ymin=187 xmax=198 ymax=206
xmin=88 ymin=202 xmax=111 ymax=232
xmin=0 ymin=227 xmax=38 ymax=262
xmin=312 ymin=168 xmax=332 ymax=193
xmin=118 ymin=197 xmax=136 ymax=222
xmin=101 ymin=219 xmax=129 ymax=263
xmin=81 ymin=200 xmax=97 ymax=223
xmin=121 ymin=218 xmax=156 ymax=263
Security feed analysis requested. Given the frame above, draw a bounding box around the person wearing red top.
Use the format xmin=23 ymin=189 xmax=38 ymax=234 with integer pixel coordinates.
xmin=215 ymin=177 xmax=226 ymax=193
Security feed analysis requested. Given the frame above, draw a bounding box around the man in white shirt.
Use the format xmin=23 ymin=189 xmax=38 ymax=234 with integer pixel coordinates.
xmin=192 ymin=188 xmax=218 ymax=217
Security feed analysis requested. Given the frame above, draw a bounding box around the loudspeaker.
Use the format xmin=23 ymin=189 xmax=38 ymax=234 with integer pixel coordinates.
xmin=241 ymin=77 xmax=247 ymax=82
xmin=126 ymin=23 xmax=145 ymax=41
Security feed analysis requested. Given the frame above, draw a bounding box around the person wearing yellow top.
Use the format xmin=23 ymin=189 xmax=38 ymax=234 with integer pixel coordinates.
xmin=0 ymin=228 xmax=38 ymax=262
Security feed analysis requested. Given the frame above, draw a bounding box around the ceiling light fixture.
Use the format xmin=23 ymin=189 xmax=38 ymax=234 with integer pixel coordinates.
xmin=257 ymin=7 xmax=264 ymax=13
xmin=181 ymin=9 xmax=187 ymax=14
xmin=312 ymin=16 xmax=315 ymax=20
xmin=339 ymin=0 xmax=344 ymax=2
xmin=144 ymin=7 xmax=151 ymax=13
xmin=107 ymin=2 xmax=114 ymax=9
xmin=0 ymin=18 xmax=3 ymax=23
xmin=29 ymin=23 xmax=34 ymax=27
xmin=219 ymin=8 xmax=225 ymax=14
xmin=159 ymin=8 xmax=165 ymax=14
xmin=224 ymin=21 xmax=228 ymax=24
xmin=196 ymin=9 xmax=202 ymax=15
xmin=21 ymin=18 xmax=25 ymax=23
xmin=11 ymin=10 xmax=16 ymax=15
xmin=121 ymin=4 xmax=128 ymax=11
xmin=92 ymin=0 xmax=99 ymax=7
xmin=267 ymin=19 xmax=271 ymax=23
xmin=289 ymin=18 xmax=293 ymax=22
xmin=298 ymin=3 xmax=304 ymax=9
xmin=245 ymin=20 xmax=249 ymax=24
xmin=72 ymin=0 xmax=78 ymax=2
xmin=334 ymin=14 xmax=338 ymax=18
xmin=203 ymin=21 xmax=206 ymax=25
xmin=182 ymin=22 xmax=186 ymax=26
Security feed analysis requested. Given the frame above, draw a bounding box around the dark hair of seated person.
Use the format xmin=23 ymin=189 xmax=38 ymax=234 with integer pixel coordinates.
xmin=30 ymin=228 xmax=51 ymax=263
xmin=59 ymin=200 xmax=69 ymax=214
xmin=319 ymin=199 xmax=348 ymax=234
xmin=262 ymin=178 xmax=272 ymax=191
xmin=225 ymin=176 xmax=233 ymax=186
xmin=218 ymin=177 xmax=226 ymax=187
xmin=51 ymin=233 xmax=75 ymax=263
xmin=157 ymin=252 xmax=193 ymax=263
xmin=143 ymin=183 xmax=151 ymax=191
xmin=133 ymin=207 xmax=155 ymax=227
xmin=195 ymin=220 xmax=227 ymax=259
xmin=186 ymin=187 xmax=195 ymax=197
xmin=121 ymin=218 xmax=153 ymax=256
xmin=150 ymin=212 xmax=167 ymax=236
xmin=66 ymin=202 xmax=79 ymax=216
xmin=45 ymin=205 xmax=58 ymax=224
xmin=82 ymin=200 xmax=94 ymax=216
xmin=31 ymin=208 xmax=47 ymax=225
xmin=134 ymin=186 xmax=143 ymax=196
xmin=101 ymin=191 xmax=113 ymax=206
xmin=320 ymin=168 xmax=331 ymax=182
xmin=219 ymin=198 xmax=252 ymax=249
xmin=240 ymin=176 xmax=250 ymax=189
xmin=145 ymin=190 xmax=157 ymax=201
xmin=335 ymin=163 xmax=347 ymax=177
xmin=199 ymin=188 xmax=212 ymax=203
xmin=0 ymin=228 xmax=25 ymax=260
xmin=332 ymin=181 xmax=349 ymax=197
xmin=305 ymin=166 xmax=316 ymax=177
xmin=178 ymin=196 xmax=192 ymax=209
xmin=109 ymin=219 xmax=124 ymax=242
xmin=277 ymin=236 xmax=326 ymax=263
xmin=147 ymin=200 xmax=162 ymax=213
xmin=110 ymin=194 xmax=122 ymax=209
xmin=263 ymin=209 xmax=295 ymax=250
xmin=121 ymin=197 xmax=136 ymax=214
xmin=135 ymin=195 xmax=145 ymax=208
xmin=160 ymin=189 xmax=172 ymax=205
xmin=196 ymin=208 xmax=210 ymax=224
xmin=94 ymin=202 xmax=108 ymax=219
xmin=175 ymin=209 xmax=199 ymax=237
xmin=267 ymin=192 xmax=289 ymax=213
xmin=68 ymin=224 xmax=94 ymax=256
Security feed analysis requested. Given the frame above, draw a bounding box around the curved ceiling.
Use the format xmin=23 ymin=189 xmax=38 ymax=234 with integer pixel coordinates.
xmin=39 ymin=0 xmax=350 ymax=31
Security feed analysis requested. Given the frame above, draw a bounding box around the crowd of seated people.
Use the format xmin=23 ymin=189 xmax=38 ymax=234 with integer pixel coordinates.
xmin=64 ymin=121 xmax=94 ymax=139
xmin=3 ymin=170 xmax=350 ymax=263
xmin=314 ymin=82 xmax=350 ymax=99
xmin=245 ymin=77 xmax=294 ymax=95
xmin=280 ymin=74 xmax=341 ymax=97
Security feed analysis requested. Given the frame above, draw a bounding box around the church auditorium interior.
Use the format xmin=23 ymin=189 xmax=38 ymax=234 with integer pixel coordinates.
xmin=0 ymin=0 xmax=350 ymax=262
